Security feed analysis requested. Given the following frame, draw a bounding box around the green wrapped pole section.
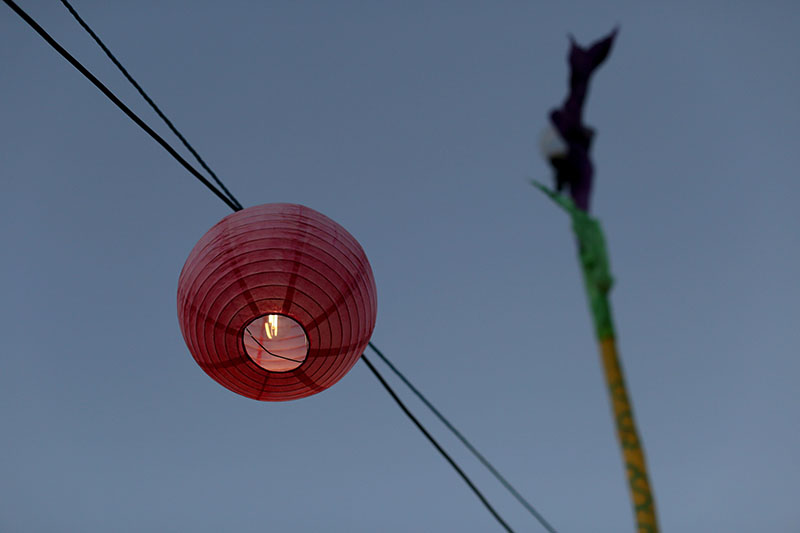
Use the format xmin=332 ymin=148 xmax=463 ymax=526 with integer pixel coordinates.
xmin=533 ymin=182 xmax=659 ymax=533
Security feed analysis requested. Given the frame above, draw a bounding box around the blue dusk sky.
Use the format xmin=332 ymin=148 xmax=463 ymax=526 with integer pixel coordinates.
xmin=1 ymin=1 xmax=799 ymax=531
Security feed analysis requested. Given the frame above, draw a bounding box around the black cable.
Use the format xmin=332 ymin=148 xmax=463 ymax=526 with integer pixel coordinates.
xmin=58 ymin=0 xmax=243 ymax=211
xmin=1 ymin=0 xmax=241 ymax=213
xmin=368 ymin=342 xmax=558 ymax=532
xmin=361 ymin=354 xmax=515 ymax=533
xmin=4 ymin=3 xmax=530 ymax=530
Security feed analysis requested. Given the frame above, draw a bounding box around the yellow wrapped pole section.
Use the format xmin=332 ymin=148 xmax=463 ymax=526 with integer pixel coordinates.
xmin=533 ymin=181 xmax=659 ymax=532
xmin=599 ymin=336 xmax=658 ymax=533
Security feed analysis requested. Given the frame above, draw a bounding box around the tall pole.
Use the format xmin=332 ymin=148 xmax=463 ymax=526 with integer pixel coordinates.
xmin=536 ymin=28 xmax=659 ymax=531
xmin=533 ymin=183 xmax=659 ymax=532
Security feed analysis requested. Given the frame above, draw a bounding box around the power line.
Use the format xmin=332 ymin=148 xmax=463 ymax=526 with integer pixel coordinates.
xmin=360 ymin=354 xmax=515 ymax=533
xmin=58 ymin=0 xmax=243 ymax=211
xmin=368 ymin=342 xmax=558 ymax=532
xmin=1 ymin=0 xmax=240 ymax=212
xmin=3 ymin=2 xmax=540 ymax=530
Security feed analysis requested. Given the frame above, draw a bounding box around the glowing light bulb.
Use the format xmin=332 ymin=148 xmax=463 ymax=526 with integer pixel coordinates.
xmin=265 ymin=314 xmax=279 ymax=339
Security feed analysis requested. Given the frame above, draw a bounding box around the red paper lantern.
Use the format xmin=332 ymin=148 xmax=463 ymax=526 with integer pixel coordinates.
xmin=177 ymin=203 xmax=377 ymax=401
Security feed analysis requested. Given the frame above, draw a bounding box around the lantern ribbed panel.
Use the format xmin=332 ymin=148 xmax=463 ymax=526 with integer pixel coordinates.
xmin=177 ymin=203 xmax=377 ymax=401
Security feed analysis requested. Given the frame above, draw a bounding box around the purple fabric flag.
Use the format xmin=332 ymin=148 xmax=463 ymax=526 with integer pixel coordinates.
xmin=545 ymin=28 xmax=617 ymax=212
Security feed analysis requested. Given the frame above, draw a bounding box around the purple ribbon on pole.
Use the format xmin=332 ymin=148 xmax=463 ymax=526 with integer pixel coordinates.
xmin=544 ymin=28 xmax=618 ymax=212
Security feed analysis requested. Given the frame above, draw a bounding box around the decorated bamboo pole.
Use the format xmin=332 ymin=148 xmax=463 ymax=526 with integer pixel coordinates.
xmin=535 ymin=29 xmax=659 ymax=532
xmin=533 ymin=183 xmax=658 ymax=532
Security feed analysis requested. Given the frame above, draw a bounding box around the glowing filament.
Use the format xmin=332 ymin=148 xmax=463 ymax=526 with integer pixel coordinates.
xmin=265 ymin=314 xmax=279 ymax=339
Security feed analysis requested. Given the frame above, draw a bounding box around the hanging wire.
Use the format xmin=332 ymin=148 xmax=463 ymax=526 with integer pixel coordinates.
xmin=360 ymin=354 xmax=515 ymax=533
xmin=1 ymin=0 xmax=240 ymax=212
xmin=368 ymin=342 xmax=558 ymax=532
xmin=58 ymin=0 xmax=243 ymax=211
xmin=2 ymin=2 xmax=554 ymax=530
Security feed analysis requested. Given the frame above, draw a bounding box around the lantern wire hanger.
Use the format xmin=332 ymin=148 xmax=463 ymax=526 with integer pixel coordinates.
xmin=3 ymin=1 xmax=556 ymax=531
xmin=244 ymin=327 xmax=304 ymax=364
